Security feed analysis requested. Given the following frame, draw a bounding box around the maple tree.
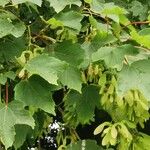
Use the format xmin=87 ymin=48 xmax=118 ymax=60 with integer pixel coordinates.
xmin=0 ymin=0 xmax=150 ymax=149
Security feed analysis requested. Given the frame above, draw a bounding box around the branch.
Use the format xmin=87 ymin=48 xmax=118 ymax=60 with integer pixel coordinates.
xmin=125 ymin=21 xmax=150 ymax=27
xmin=5 ymin=81 xmax=8 ymax=106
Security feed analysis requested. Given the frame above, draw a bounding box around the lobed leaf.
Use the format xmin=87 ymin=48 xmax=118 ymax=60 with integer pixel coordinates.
xmin=15 ymin=75 xmax=56 ymax=114
xmin=0 ymin=101 xmax=35 ymax=149
xmin=25 ymin=54 xmax=68 ymax=85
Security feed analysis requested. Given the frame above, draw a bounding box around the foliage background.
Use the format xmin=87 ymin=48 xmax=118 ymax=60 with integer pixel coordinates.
xmin=0 ymin=0 xmax=150 ymax=149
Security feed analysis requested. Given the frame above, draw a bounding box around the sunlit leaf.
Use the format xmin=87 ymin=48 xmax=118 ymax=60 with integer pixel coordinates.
xmin=92 ymin=44 xmax=139 ymax=70
xmin=12 ymin=0 xmax=42 ymax=6
xmin=0 ymin=101 xmax=35 ymax=149
xmin=25 ymin=54 xmax=68 ymax=85
xmin=118 ymin=59 xmax=150 ymax=101
xmin=47 ymin=0 xmax=81 ymax=13
xmin=0 ymin=11 xmax=26 ymax=38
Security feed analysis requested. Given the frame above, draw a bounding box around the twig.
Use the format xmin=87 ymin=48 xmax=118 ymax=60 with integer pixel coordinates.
xmin=0 ymin=85 xmax=1 ymax=102
xmin=124 ymin=21 xmax=150 ymax=28
xmin=5 ymin=81 xmax=8 ymax=106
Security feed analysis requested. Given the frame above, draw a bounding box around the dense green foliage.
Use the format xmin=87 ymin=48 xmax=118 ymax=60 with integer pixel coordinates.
xmin=0 ymin=0 xmax=150 ymax=149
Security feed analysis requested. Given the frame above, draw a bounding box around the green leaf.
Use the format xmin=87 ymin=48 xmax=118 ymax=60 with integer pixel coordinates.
xmin=65 ymin=85 xmax=100 ymax=124
xmin=131 ymin=30 xmax=150 ymax=49
xmin=12 ymin=0 xmax=42 ymax=6
xmin=55 ymin=11 xmax=83 ymax=31
xmin=90 ymin=1 xmax=127 ymax=23
xmin=0 ymin=0 xmax=31 ymax=6
xmin=25 ymin=54 xmax=68 ymax=85
xmin=67 ymin=140 xmax=103 ymax=150
xmin=119 ymin=15 xmax=135 ymax=31
xmin=90 ymin=0 xmax=105 ymax=13
xmin=129 ymin=0 xmax=147 ymax=21
xmin=90 ymin=31 xmax=117 ymax=52
xmin=139 ymin=28 xmax=150 ymax=36
xmin=126 ymin=50 xmax=150 ymax=65
xmin=0 ymin=36 xmax=27 ymax=61
xmin=5 ymin=71 xmax=16 ymax=80
xmin=129 ymin=1 xmax=143 ymax=16
xmin=47 ymin=18 xmax=63 ymax=29
xmin=80 ymin=42 xmax=93 ymax=68
xmin=31 ymin=110 xmax=53 ymax=139
xmin=53 ymin=41 xmax=85 ymax=66
xmin=0 ymin=11 xmax=26 ymax=38
xmin=81 ymin=32 xmax=117 ymax=68
xmin=0 ymin=74 xmax=7 ymax=85
xmin=118 ymin=59 xmax=150 ymax=101
xmin=0 ymin=101 xmax=35 ymax=149
xmin=92 ymin=44 xmax=139 ymax=70
xmin=59 ymin=66 xmax=82 ymax=92
xmin=47 ymin=0 xmax=81 ymax=13
xmin=15 ymin=75 xmax=55 ymax=114
xmin=64 ymin=89 xmax=81 ymax=112
xmin=14 ymin=125 xmax=30 ymax=150
xmin=77 ymin=85 xmax=100 ymax=124
xmin=101 ymin=3 xmax=127 ymax=15
xmin=0 ymin=71 xmax=16 ymax=85
xmin=89 ymin=16 xmax=110 ymax=32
